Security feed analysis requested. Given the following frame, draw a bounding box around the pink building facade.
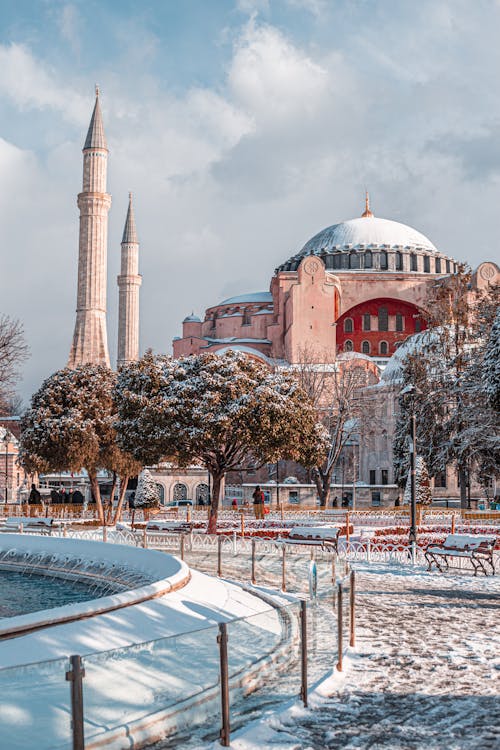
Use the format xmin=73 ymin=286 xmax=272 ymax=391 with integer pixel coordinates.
xmin=173 ymin=201 xmax=499 ymax=368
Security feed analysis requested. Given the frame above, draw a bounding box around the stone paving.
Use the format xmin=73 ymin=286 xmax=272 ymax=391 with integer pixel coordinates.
xmin=275 ymin=563 xmax=500 ymax=749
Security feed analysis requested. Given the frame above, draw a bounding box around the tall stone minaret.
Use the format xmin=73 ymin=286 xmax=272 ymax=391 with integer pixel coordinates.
xmin=68 ymin=87 xmax=111 ymax=368
xmin=117 ymin=193 xmax=141 ymax=368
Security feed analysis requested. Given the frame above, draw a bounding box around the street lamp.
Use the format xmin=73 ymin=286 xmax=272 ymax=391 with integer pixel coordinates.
xmin=3 ymin=432 xmax=9 ymax=504
xmin=401 ymin=384 xmax=418 ymax=554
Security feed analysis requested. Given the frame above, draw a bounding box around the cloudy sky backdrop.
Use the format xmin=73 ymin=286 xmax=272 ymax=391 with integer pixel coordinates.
xmin=0 ymin=0 xmax=499 ymax=401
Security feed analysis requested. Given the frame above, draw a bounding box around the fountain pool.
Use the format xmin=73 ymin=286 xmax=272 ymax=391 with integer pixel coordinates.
xmin=0 ymin=569 xmax=107 ymax=618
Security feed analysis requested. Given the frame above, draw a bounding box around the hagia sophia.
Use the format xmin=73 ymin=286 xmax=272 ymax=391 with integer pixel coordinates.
xmin=4 ymin=91 xmax=498 ymax=506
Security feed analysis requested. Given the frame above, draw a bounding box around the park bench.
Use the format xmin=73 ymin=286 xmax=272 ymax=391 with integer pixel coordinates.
xmin=145 ymin=520 xmax=193 ymax=534
xmin=425 ymin=533 xmax=496 ymax=576
xmin=1 ymin=517 xmax=58 ymax=534
xmin=278 ymin=526 xmax=340 ymax=553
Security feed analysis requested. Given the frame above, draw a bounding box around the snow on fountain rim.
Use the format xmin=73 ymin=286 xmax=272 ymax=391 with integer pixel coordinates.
xmin=0 ymin=534 xmax=190 ymax=639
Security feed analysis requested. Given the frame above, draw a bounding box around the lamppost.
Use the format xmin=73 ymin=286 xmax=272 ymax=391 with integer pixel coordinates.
xmin=3 ymin=432 xmax=9 ymax=504
xmin=401 ymin=384 xmax=418 ymax=555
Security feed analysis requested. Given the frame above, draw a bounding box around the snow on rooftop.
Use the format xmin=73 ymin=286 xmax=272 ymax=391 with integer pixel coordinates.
xmin=218 ymin=292 xmax=273 ymax=305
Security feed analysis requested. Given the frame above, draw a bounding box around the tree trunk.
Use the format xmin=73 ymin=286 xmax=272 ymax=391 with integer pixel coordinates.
xmin=112 ymin=475 xmax=129 ymax=525
xmin=88 ymin=471 xmax=104 ymax=524
xmin=314 ymin=466 xmax=332 ymax=507
xmin=208 ymin=472 xmax=224 ymax=534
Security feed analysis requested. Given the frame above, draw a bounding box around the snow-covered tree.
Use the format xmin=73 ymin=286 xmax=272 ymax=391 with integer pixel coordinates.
xmin=403 ymin=456 xmax=432 ymax=505
xmin=20 ymin=365 xmax=141 ymax=524
xmin=135 ymin=469 xmax=160 ymax=508
xmin=483 ymin=307 xmax=500 ymax=412
xmin=393 ymin=270 xmax=499 ymax=506
xmin=115 ymin=350 xmax=325 ymax=532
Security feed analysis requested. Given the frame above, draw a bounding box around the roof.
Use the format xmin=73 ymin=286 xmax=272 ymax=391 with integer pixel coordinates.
xmin=183 ymin=314 xmax=201 ymax=323
xmin=300 ymin=216 xmax=437 ymax=256
xmin=83 ymin=90 xmax=108 ymax=151
xmin=218 ymin=292 xmax=273 ymax=305
xmin=122 ymin=194 xmax=138 ymax=244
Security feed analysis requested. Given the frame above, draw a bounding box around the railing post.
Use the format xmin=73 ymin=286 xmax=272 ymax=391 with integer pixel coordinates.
xmin=240 ymin=512 xmax=245 ymax=538
xmin=19 ymin=523 xmax=23 ymax=534
xmin=336 ymin=582 xmax=343 ymax=671
xmin=232 ymin=530 xmax=237 ymax=556
xmin=102 ymin=525 xmax=107 ymax=543
xmin=66 ymin=654 xmax=85 ymax=750
xmin=142 ymin=526 xmax=147 ymax=549
xmin=349 ymin=569 xmax=356 ymax=648
xmin=366 ymin=539 xmax=371 ymax=563
xmin=217 ymin=623 xmax=230 ymax=747
xmin=251 ymin=538 xmax=256 ymax=584
xmin=332 ymin=553 xmax=336 ymax=586
xmin=187 ymin=505 xmax=191 ymax=523
xmin=217 ymin=534 xmax=223 ymax=577
xmin=300 ymin=599 xmax=308 ymax=707
xmin=346 ymin=512 xmax=350 ymax=543
xmin=180 ymin=533 xmax=185 ymax=561
xmin=281 ymin=545 xmax=286 ymax=592
xmin=451 ymin=513 xmax=456 ymax=534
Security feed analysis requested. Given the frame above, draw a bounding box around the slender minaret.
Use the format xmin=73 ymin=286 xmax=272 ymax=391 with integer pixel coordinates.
xmin=117 ymin=193 xmax=142 ymax=367
xmin=68 ymin=87 xmax=111 ymax=368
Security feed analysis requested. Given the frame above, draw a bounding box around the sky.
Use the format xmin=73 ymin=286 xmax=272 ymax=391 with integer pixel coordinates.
xmin=0 ymin=0 xmax=499 ymax=403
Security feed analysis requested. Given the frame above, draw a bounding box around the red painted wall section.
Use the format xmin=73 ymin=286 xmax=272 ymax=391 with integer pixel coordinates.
xmin=336 ymin=297 xmax=426 ymax=356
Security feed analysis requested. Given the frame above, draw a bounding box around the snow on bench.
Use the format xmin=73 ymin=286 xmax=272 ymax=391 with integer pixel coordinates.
xmin=1 ymin=517 xmax=58 ymax=533
xmin=425 ymin=533 xmax=496 ymax=576
xmin=145 ymin=520 xmax=192 ymax=534
xmin=278 ymin=526 xmax=340 ymax=551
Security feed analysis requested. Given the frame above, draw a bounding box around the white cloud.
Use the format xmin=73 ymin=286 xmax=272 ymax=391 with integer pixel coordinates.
xmin=228 ymin=21 xmax=328 ymax=122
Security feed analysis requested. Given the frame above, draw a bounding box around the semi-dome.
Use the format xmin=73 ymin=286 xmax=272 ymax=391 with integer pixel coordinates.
xmin=183 ymin=314 xmax=201 ymax=323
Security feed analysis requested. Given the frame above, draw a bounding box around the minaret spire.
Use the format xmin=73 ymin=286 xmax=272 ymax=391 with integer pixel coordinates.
xmin=117 ymin=193 xmax=142 ymax=368
xmin=361 ymin=191 xmax=374 ymax=218
xmin=68 ymin=89 xmax=111 ymax=368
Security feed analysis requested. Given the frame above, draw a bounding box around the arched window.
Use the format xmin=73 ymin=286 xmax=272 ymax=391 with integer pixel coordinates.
xmin=173 ymin=483 xmax=188 ymax=502
xmin=364 ymin=250 xmax=372 ymax=269
xmin=195 ymin=483 xmax=209 ymax=504
xmin=363 ymin=313 xmax=371 ymax=331
xmin=380 ymin=251 xmax=388 ymax=270
xmin=395 ymin=251 xmax=403 ymax=271
xmin=411 ymin=253 xmax=418 ymax=271
xmin=395 ymin=313 xmax=404 ymax=332
xmin=344 ymin=318 xmax=354 ymax=333
xmin=435 ymin=257 xmax=441 ymax=273
xmin=155 ymin=484 xmax=165 ymax=504
xmin=333 ymin=253 xmax=342 ymax=269
xmin=349 ymin=252 xmax=360 ymax=269
xmin=242 ymin=308 xmax=251 ymax=325
xmin=379 ymin=341 xmax=388 ymax=355
xmin=378 ymin=306 xmax=388 ymax=332
xmin=361 ymin=340 xmax=370 ymax=355
xmin=423 ymin=255 xmax=430 ymax=273
xmin=445 ymin=259 xmax=451 ymax=273
xmin=415 ymin=318 xmax=422 ymax=333
xmin=344 ymin=340 xmax=353 ymax=352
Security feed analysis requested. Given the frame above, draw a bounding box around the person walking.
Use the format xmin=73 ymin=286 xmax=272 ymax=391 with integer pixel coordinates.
xmin=252 ymin=485 xmax=265 ymax=520
xmin=28 ymin=483 xmax=42 ymax=505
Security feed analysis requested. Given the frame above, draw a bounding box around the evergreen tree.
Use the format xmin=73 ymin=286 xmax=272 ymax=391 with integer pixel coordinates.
xmin=403 ymin=456 xmax=432 ymax=505
xmin=483 ymin=307 xmax=500 ymax=412
xmin=20 ymin=365 xmax=141 ymax=524
xmin=115 ymin=350 xmax=325 ymax=532
xmin=135 ymin=469 xmax=160 ymax=508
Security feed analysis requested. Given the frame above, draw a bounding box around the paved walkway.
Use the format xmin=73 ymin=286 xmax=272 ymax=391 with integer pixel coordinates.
xmin=277 ymin=564 xmax=500 ymax=750
xmin=153 ymin=554 xmax=499 ymax=750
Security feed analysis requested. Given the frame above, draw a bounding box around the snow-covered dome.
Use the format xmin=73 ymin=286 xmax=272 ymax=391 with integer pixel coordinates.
xmin=300 ymin=216 xmax=437 ymax=256
xmin=219 ymin=292 xmax=273 ymax=306
xmin=183 ymin=314 xmax=201 ymax=323
xmin=276 ymin=197 xmax=455 ymax=274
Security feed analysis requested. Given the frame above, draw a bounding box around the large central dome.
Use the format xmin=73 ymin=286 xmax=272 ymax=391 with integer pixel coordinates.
xmin=275 ymin=197 xmax=451 ymax=274
xmin=300 ymin=215 xmax=437 ymax=256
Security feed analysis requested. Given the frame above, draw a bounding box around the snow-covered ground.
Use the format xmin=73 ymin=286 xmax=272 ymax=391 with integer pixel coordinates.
xmin=0 ymin=550 xmax=292 ymax=750
xmin=184 ymin=563 xmax=500 ymax=750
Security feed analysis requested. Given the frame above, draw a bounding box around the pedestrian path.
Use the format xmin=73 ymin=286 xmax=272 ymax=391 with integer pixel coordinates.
xmin=222 ymin=563 xmax=500 ymax=750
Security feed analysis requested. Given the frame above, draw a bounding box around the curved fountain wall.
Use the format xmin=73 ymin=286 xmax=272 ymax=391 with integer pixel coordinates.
xmin=0 ymin=534 xmax=190 ymax=639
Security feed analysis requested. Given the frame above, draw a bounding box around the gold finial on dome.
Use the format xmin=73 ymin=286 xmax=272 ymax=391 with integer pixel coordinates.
xmin=361 ymin=191 xmax=374 ymax=218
